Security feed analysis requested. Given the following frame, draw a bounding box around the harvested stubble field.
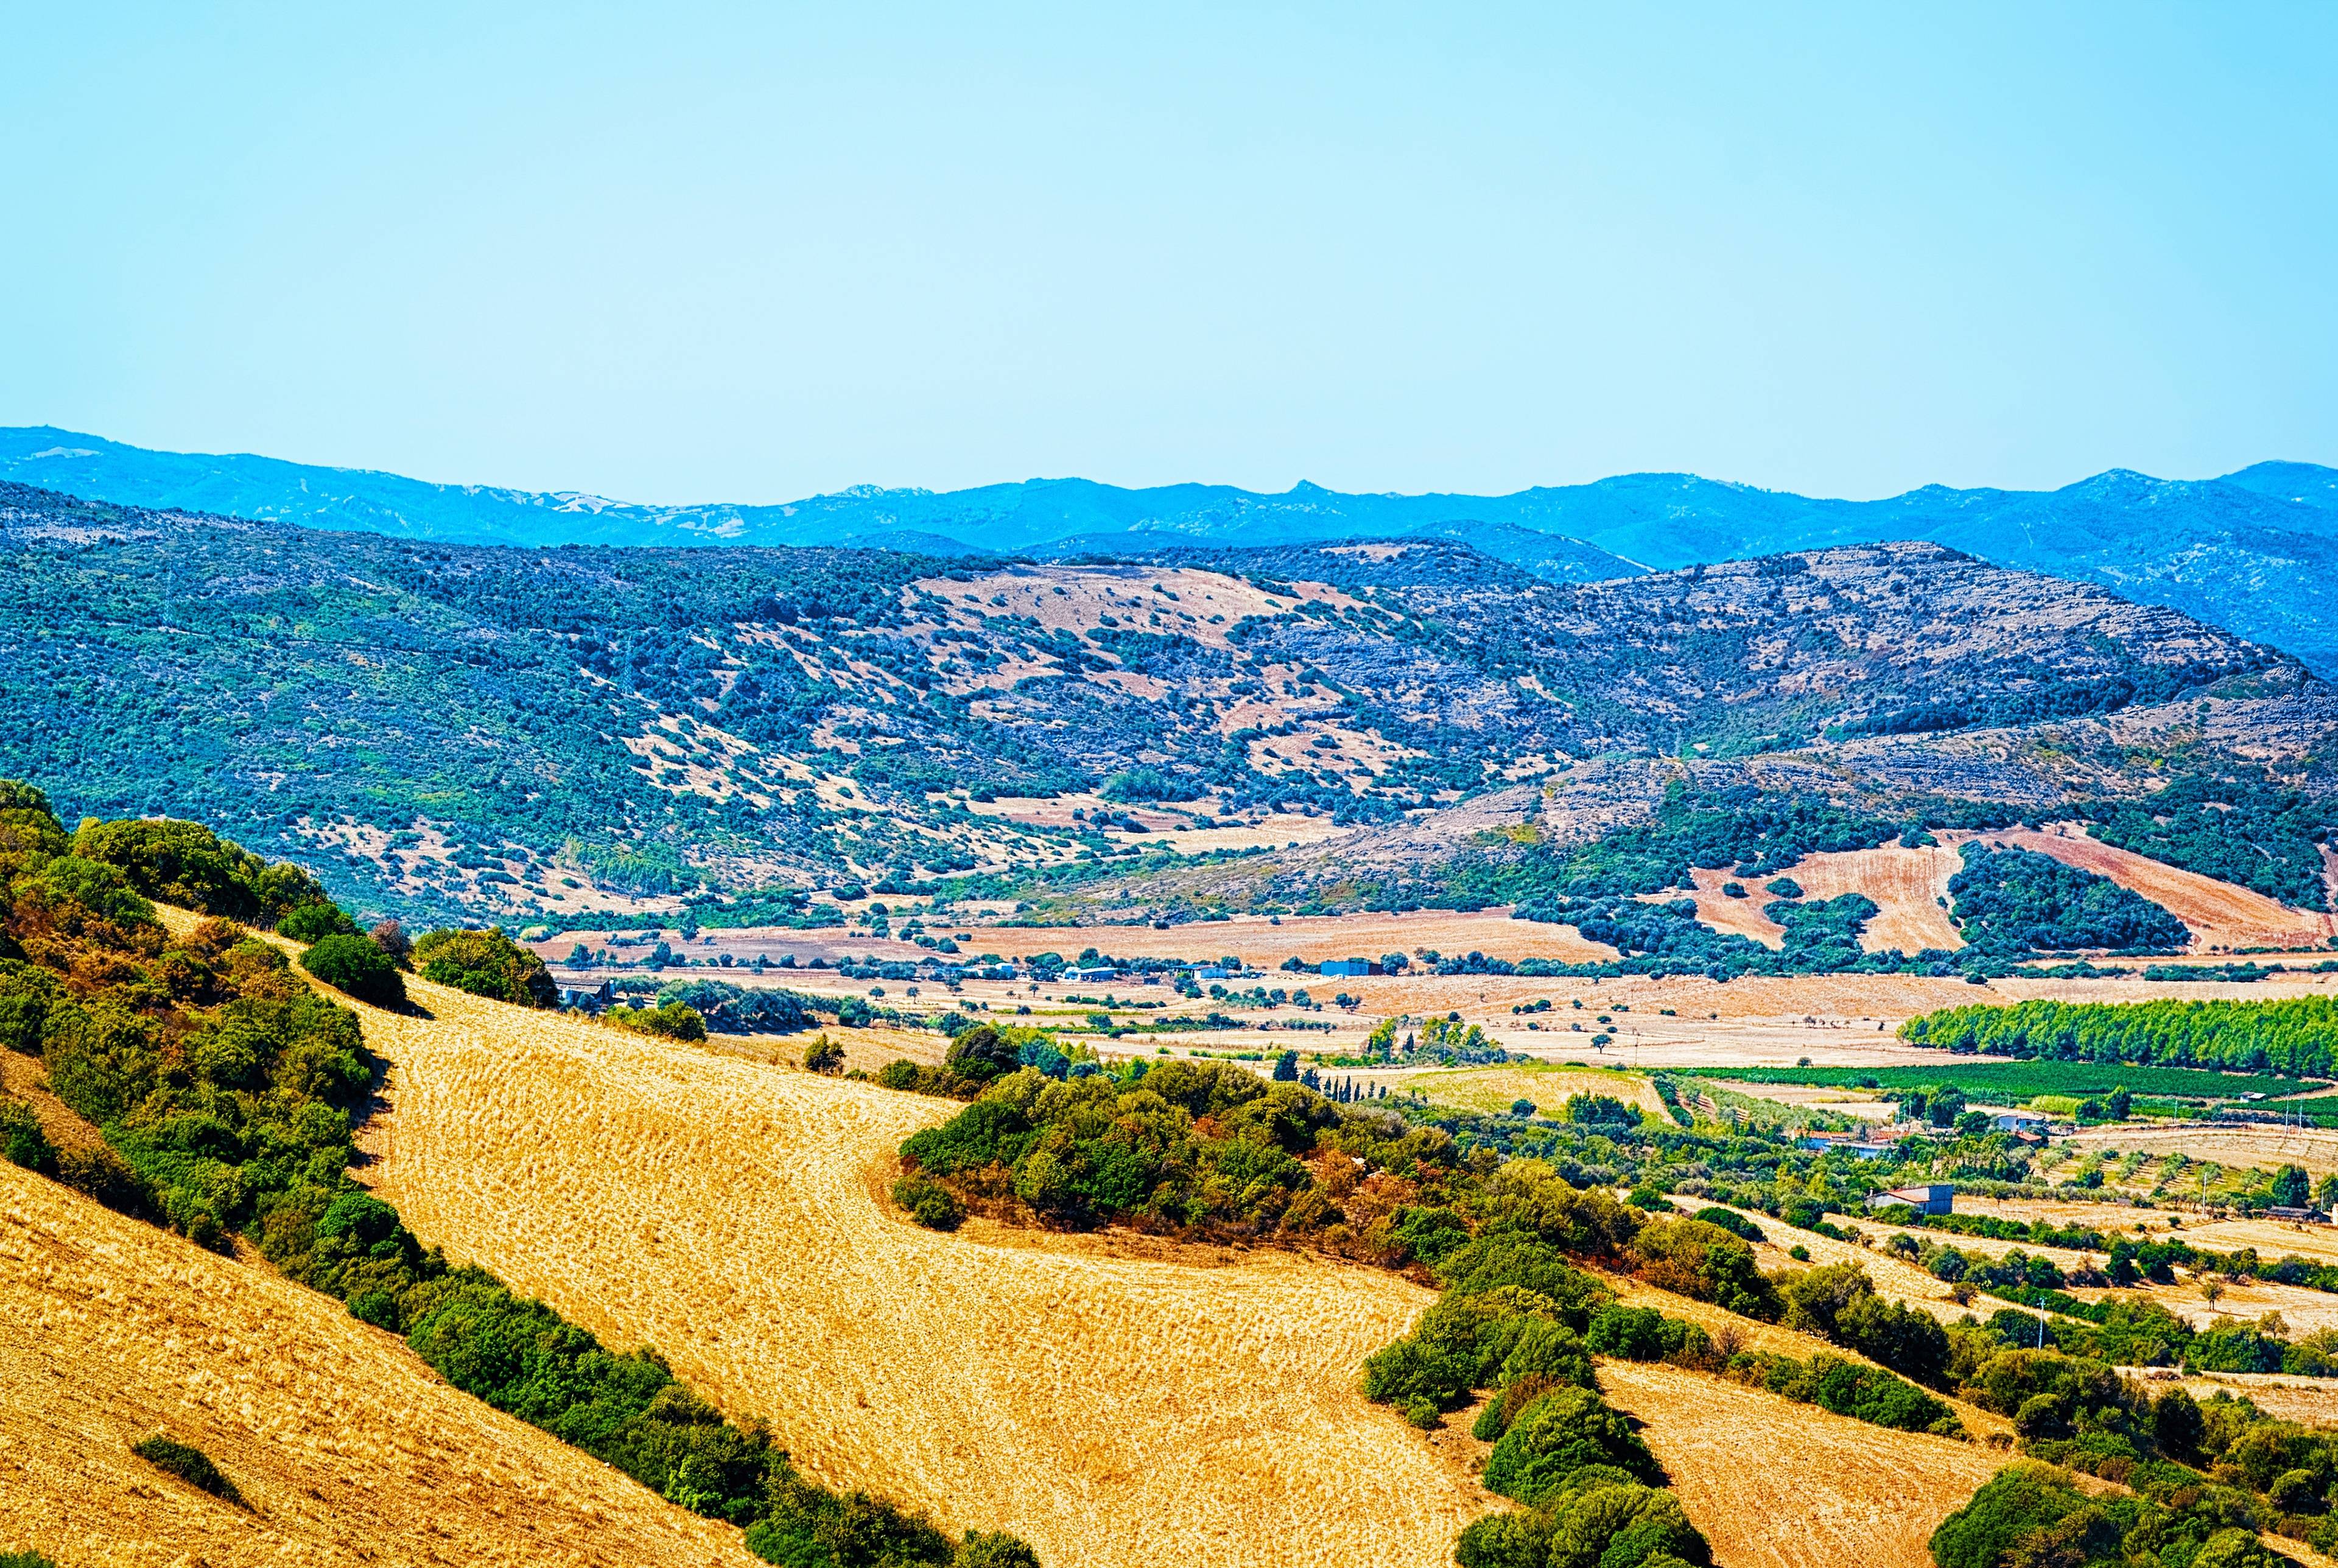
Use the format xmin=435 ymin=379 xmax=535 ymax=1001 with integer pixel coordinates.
xmin=1660 ymin=844 xmax=1965 ymax=956
xmin=961 ymin=908 xmax=1621 ymax=965
xmin=2056 ymin=1122 xmax=2338 ymax=1177
xmin=348 ymin=971 xmax=1490 ymax=1568
xmin=0 ymin=1160 xmax=756 ymax=1567
xmin=1597 ymin=1359 xmax=2007 ymax=1568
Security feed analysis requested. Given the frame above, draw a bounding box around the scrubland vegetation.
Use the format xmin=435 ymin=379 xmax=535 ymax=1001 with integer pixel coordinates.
xmin=894 ymin=996 xmax=2338 ymax=1563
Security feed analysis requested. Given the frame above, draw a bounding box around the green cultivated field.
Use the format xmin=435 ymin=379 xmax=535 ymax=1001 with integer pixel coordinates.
xmin=1679 ymin=1062 xmax=2320 ymax=1104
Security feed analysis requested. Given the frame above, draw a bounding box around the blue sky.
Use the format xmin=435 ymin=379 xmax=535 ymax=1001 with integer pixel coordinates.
xmin=4 ymin=3 xmax=2333 ymax=502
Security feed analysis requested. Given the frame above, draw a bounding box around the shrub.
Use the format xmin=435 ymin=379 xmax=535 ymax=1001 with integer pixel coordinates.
xmin=803 ymin=1035 xmax=846 ymax=1074
xmin=1630 ymin=1218 xmax=1781 ymax=1320
xmin=944 ymin=1023 xmax=1028 ymax=1083
xmin=300 ymin=934 xmax=407 ymax=1009
xmin=0 ymin=1553 xmax=60 ymax=1568
xmin=277 ymin=901 xmax=357 ymax=944
xmin=1542 ymin=1481 xmax=1710 ymax=1567
xmin=0 ymin=1098 xmax=54 ymax=1175
xmin=742 ymin=1472 xmax=960 ymax=1566
xmin=32 ymin=854 xmax=158 ymax=929
xmin=893 ymin=1170 xmax=964 ymax=1230
xmin=1585 ymin=1304 xmax=1706 ymax=1363
xmin=1690 ymin=1206 xmax=1764 ymax=1243
xmin=1362 ymin=1336 xmax=1479 ymax=1410
xmin=412 ymin=927 xmax=555 ymax=1006
xmin=55 ymin=1142 xmax=147 ymax=1213
xmin=953 ymin=1533 xmax=1043 ymax=1568
xmin=69 ymin=817 xmax=264 ymax=919
xmin=1481 ymin=1386 xmax=1665 ymax=1503
xmin=1929 ymin=1461 xmax=2100 ymax=1568
xmin=606 ymin=1001 xmax=707 ymax=1041
xmin=132 ymin=1433 xmax=244 ymax=1507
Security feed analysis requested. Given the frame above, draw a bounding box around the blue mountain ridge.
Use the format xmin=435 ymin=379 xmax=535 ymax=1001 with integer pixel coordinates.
xmin=6 ymin=425 xmax=2337 ymax=669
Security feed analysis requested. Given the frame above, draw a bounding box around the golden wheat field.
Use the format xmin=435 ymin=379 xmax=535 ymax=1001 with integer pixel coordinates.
xmin=345 ymin=969 xmax=1489 ymax=1568
xmin=1598 ymin=1360 xmax=2007 ymax=1568
xmin=0 ymin=1159 xmax=757 ymax=1567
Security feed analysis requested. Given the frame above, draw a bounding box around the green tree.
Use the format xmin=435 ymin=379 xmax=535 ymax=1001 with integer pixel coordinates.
xmin=1481 ymin=1387 xmax=1665 ymax=1503
xmin=2271 ymin=1164 xmax=2312 ymax=1209
xmin=413 ymin=927 xmax=556 ymax=1007
xmin=300 ymin=934 xmax=407 ymax=1010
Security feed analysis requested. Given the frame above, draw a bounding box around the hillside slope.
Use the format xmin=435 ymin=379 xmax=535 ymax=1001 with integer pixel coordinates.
xmin=1599 ymin=1360 xmax=2005 ymax=1568
xmin=9 ymin=425 xmax=2336 ymax=667
xmin=0 ymin=1160 xmax=757 ymax=1567
xmin=345 ymin=968 xmax=1485 ymax=1568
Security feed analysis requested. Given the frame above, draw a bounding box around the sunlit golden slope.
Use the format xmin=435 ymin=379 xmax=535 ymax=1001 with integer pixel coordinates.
xmin=351 ymin=971 xmax=1487 ymax=1568
xmin=0 ymin=1158 xmax=757 ymax=1567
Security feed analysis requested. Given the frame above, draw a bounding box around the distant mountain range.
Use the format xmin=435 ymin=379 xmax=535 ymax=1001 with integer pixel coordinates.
xmin=7 ymin=426 xmax=2337 ymax=668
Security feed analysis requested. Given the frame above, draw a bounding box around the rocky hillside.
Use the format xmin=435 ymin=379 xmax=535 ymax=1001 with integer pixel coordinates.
xmin=12 ymin=425 xmax=2338 ymax=669
xmin=1 ymin=480 xmax=2323 ymax=926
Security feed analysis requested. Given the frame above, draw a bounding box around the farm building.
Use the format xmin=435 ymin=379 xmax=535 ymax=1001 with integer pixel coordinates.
xmin=1318 ymin=959 xmax=1383 ymax=978
xmin=1989 ymin=1108 xmax=2051 ymax=1134
xmin=1867 ymin=1184 xmax=1954 ymax=1216
xmin=1797 ymin=1132 xmax=1892 ymax=1160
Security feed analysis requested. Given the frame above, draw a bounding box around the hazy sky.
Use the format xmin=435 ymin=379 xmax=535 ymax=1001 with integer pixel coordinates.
xmin=5 ymin=3 xmax=2333 ymax=502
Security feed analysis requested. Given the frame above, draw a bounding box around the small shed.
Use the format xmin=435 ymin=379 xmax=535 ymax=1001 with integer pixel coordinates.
xmin=1867 ymin=1183 xmax=1954 ymax=1217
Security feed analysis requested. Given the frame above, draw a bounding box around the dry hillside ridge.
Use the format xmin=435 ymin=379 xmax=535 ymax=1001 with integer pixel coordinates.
xmin=289 ymin=927 xmax=2021 ymax=1568
xmin=0 ymin=1158 xmax=757 ymax=1567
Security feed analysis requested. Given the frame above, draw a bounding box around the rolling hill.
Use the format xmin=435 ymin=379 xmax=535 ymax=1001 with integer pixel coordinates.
xmin=8 ymin=427 xmax=2338 ymax=668
xmin=4 ymin=477 xmax=2331 ymax=934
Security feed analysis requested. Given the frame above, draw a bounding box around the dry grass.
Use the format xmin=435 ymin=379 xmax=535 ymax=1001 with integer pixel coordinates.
xmin=2056 ymin=1123 xmax=2338 ymax=1177
xmin=349 ymin=970 xmax=1490 ymax=1568
xmin=0 ymin=1160 xmax=757 ymax=1567
xmin=1598 ymin=1360 xmax=2007 ymax=1568
xmin=1395 ymin=1064 xmax=1669 ymax=1121
xmin=1788 ymin=845 xmax=1967 ymax=954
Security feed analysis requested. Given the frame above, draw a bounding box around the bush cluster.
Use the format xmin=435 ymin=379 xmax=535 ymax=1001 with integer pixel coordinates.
xmin=413 ymin=926 xmax=556 ymax=1006
xmin=132 ymin=1433 xmax=244 ymax=1508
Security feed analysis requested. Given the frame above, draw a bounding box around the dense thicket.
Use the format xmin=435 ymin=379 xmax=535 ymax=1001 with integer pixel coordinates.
xmin=2081 ymin=775 xmax=2331 ymax=912
xmin=1901 ymin=996 xmax=2338 ymax=1077
xmin=413 ymin=926 xmax=555 ymax=1006
xmin=1946 ymin=843 xmax=2190 ymax=955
